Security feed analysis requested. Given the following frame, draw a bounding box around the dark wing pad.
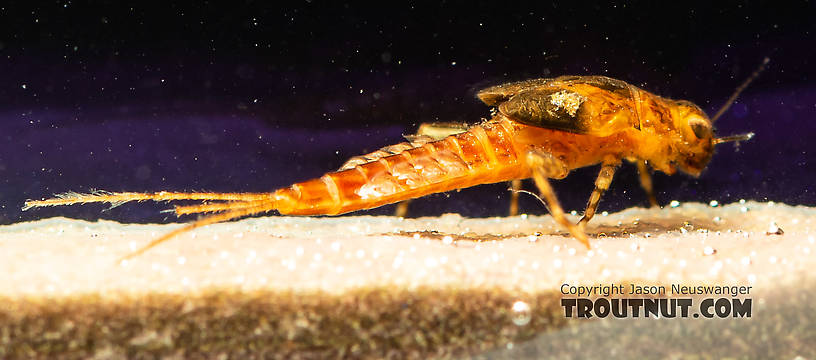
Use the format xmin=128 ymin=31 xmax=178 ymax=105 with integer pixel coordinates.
xmin=498 ymin=89 xmax=592 ymax=134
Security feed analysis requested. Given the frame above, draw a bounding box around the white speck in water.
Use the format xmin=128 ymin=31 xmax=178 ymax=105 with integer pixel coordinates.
xmin=527 ymin=235 xmax=537 ymax=243
xmin=425 ymin=257 xmax=438 ymax=267
xmin=568 ymin=247 xmax=577 ymax=256
xmin=709 ymin=200 xmax=719 ymax=207
xmin=511 ymin=301 xmax=531 ymax=326
xmin=703 ymin=246 xmax=716 ymax=256
xmin=570 ymin=210 xmax=578 ymax=216
xmin=392 ymin=257 xmax=403 ymax=269
xmin=601 ymin=269 xmax=611 ymax=277
xmin=670 ymin=200 xmax=681 ymax=208
xmin=635 ymin=258 xmax=643 ymax=267
xmin=769 ymin=256 xmax=777 ymax=264
xmin=713 ymin=216 xmax=723 ymax=224
xmin=356 ymin=249 xmax=365 ymax=258
xmin=331 ymin=242 xmax=341 ymax=252
xmin=601 ymin=211 xmax=609 ymax=216
xmin=739 ymin=199 xmax=746 ymax=204
xmin=177 ymin=256 xmax=187 ymax=265
xmin=442 ymin=235 xmax=454 ymax=245
xmin=553 ymin=258 xmax=563 ymax=268
xmin=741 ymin=256 xmax=752 ymax=266
xmin=747 ymin=274 xmax=757 ymax=284
xmin=296 ymin=247 xmax=304 ymax=256
xmin=679 ymin=259 xmax=687 ymax=268
xmin=520 ymin=214 xmax=528 ymax=219
xmin=552 ymin=245 xmax=561 ymax=253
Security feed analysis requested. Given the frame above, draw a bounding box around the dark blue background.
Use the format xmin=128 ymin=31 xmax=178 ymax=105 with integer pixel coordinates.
xmin=3 ymin=2 xmax=814 ymax=224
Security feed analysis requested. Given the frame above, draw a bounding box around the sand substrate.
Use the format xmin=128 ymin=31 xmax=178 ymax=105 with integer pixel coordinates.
xmin=1 ymin=201 xmax=815 ymax=358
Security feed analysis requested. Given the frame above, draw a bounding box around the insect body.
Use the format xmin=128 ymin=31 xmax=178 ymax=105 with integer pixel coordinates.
xmin=25 ymin=71 xmax=762 ymax=260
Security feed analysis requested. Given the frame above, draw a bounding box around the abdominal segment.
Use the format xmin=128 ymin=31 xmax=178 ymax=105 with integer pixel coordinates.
xmin=273 ymin=119 xmax=529 ymax=216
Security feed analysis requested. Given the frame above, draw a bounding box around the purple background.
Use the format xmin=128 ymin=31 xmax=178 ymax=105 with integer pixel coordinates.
xmin=2 ymin=2 xmax=815 ymax=224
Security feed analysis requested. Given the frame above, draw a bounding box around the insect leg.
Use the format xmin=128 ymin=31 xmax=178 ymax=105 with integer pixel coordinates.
xmin=526 ymin=150 xmax=590 ymax=249
xmin=393 ymin=122 xmax=471 ymax=217
xmin=636 ymin=160 xmax=659 ymax=208
xmin=577 ymin=162 xmax=619 ymax=230
xmin=509 ymin=179 xmax=521 ymax=216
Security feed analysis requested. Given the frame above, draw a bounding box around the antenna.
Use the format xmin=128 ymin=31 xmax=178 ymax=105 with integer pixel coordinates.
xmin=713 ymin=132 xmax=754 ymax=145
xmin=711 ymin=57 xmax=770 ymax=123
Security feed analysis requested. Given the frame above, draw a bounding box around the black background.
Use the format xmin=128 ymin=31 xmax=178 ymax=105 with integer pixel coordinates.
xmin=3 ymin=1 xmax=814 ymax=224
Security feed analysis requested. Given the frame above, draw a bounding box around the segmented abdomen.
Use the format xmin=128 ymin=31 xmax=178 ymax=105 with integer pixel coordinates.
xmin=273 ymin=118 xmax=528 ymax=215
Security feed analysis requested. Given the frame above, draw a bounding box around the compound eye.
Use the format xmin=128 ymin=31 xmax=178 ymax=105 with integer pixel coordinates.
xmin=688 ymin=118 xmax=712 ymax=139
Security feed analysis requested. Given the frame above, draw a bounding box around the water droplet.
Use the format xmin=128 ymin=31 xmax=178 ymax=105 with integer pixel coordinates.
xmin=442 ymin=235 xmax=454 ymax=245
xmin=703 ymin=246 xmax=716 ymax=255
xmin=709 ymin=200 xmax=719 ymax=207
xmin=739 ymin=199 xmax=746 ymax=204
xmin=601 ymin=211 xmax=609 ymax=216
xmin=511 ymin=301 xmax=531 ymax=326
xmin=670 ymin=200 xmax=681 ymax=208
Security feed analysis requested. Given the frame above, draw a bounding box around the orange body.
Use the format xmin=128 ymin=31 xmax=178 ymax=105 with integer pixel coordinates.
xmin=273 ymin=116 xmax=632 ymax=216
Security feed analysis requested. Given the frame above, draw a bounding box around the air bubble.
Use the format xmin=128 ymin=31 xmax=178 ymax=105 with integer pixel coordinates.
xmin=511 ymin=301 xmax=531 ymax=326
xmin=670 ymin=200 xmax=681 ymax=208
xmin=709 ymin=200 xmax=719 ymax=207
